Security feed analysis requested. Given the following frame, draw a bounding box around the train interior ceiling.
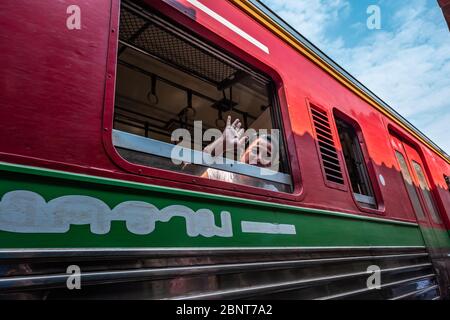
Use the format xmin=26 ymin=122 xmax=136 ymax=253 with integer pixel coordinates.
xmin=113 ymin=3 xmax=291 ymax=192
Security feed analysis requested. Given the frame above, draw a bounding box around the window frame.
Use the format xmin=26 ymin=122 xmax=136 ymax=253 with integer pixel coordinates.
xmin=112 ymin=130 xmax=292 ymax=186
xmin=102 ymin=0 xmax=302 ymax=201
xmin=331 ymin=108 xmax=385 ymax=214
xmin=307 ymin=101 xmax=348 ymax=192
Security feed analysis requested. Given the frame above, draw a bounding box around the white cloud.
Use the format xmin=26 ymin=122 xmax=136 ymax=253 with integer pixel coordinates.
xmin=262 ymin=0 xmax=450 ymax=154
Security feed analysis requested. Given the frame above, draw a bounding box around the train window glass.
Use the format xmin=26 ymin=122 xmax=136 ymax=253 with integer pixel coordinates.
xmin=334 ymin=117 xmax=377 ymax=209
xmin=395 ymin=152 xmax=426 ymax=220
xmin=113 ymin=2 xmax=292 ymax=193
xmin=412 ymin=161 xmax=442 ymax=224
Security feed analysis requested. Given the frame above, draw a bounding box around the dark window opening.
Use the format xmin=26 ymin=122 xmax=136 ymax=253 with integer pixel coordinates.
xmin=113 ymin=1 xmax=292 ymax=193
xmin=444 ymin=175 xmax=450 ymax=193
xmin=395 ymin=151 xmax=426 ymax=221
xmin=335 ymin=117 xmax=377 ymax=209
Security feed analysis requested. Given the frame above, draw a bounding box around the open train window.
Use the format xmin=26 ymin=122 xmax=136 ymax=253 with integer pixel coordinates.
xmin=334 ymin=117 xmax=377 ymax=209
xmin=395 ymin=151 xmax=426 ymax=220
xmin=113 ymin=2 xmax=292 ymax=193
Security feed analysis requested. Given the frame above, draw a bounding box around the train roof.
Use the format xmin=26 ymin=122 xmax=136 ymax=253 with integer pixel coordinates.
xmin=231 ymin=0 xmax=450 ymax=164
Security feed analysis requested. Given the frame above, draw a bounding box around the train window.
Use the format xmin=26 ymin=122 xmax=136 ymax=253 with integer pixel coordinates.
xmin=412 ymin=161 xmax=442 ymax=224
xmin=395 ymin=152 xmax=426 ymax=220
xmin=445 ymin=175 xmax=450 ymax=193
xmin=112 ymin=2 xmax=292 ymax=193
xmin=334 ymin=117 xmax=377 ymax=209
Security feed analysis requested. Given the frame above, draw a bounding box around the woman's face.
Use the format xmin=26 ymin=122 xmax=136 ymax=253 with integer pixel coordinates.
xmin=241 ymin=137 xmax=273 ymax=168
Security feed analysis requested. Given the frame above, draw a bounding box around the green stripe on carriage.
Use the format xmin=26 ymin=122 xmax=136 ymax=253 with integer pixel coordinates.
xmin=0 ymin=162 xmax=430 ymax=248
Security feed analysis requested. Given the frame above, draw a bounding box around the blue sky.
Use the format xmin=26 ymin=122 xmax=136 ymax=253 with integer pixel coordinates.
xmin=261 ymin=0 xmax=450 ymax=154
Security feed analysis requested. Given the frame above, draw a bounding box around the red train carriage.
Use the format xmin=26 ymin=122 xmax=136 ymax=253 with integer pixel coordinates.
xmin=0 ymin=0 xmax=449 ymax=300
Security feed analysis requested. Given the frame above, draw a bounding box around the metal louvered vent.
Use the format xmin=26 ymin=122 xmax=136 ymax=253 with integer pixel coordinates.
xmin=310 ymin=106 xmax=345 ymax=185
xmin=119 ymin=5 xmax=238 ymax=85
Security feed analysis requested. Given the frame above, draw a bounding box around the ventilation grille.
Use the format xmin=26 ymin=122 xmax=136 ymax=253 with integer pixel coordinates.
xmin=119 ymin=6 xmax=238 ymax=84
xmin=310 ymin=106 xmax=345 ymax=185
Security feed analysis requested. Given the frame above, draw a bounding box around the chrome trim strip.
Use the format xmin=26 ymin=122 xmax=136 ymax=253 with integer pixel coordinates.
xmin=248 ymin=0 xmax=449 ymax=160
xmin=112 ymin=129 xmax=292 ymax=185
xmin=0 ymin=246 xmax=427 ymax=259
xmin=172 ymin=263 xmax=433 ymax=300
xmin=316 ymin=273 xmax=436 ymax=300
xmin=0 ymin=259 xmax=432 ymax=291
xmin=390 ymin=285 xmax=439 ymax=300
xmin=353 ymin=193 xmax=376 ymax=206
xmin=432 ymin=296 xmax=441 ymax=301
